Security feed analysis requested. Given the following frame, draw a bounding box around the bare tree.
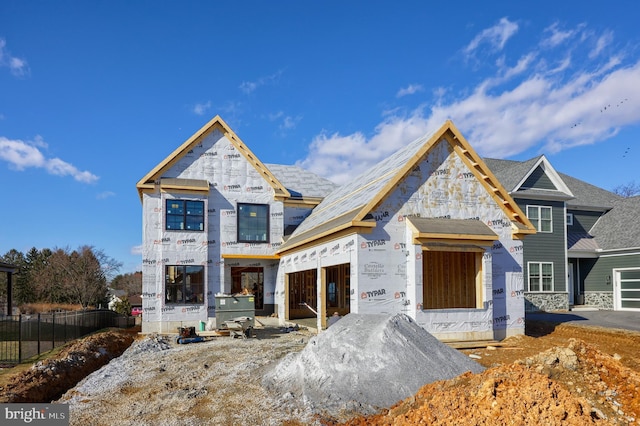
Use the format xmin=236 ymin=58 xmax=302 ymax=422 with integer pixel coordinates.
xmin=35 ymin=246 xmax=123 ymax=308
xmin=110 ymin=272 xmax=142 ymax=296
xmin=33 ymin=248 xmax=69 ymax=304
xmin=612 ymin=181 xmax=640 ymax=197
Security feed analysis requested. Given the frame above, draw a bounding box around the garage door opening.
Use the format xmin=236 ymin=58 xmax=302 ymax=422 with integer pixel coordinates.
xmin=324 ymin=263 xmax=351 ymax=317
xmin=286 ymin=269 xmax=317 ymax=319
xmin=616 ymin=269 xmax=640 ymax=311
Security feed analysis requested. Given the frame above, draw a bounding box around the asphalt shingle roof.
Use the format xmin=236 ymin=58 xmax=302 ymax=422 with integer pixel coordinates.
xmin=483 ymin=157 xmax=543 ymax=192
xmin=483 ymin=157 xmax=621 ymax=209
xmin=559 ymin=173 xmax=621 ymax=210
xmin=591 ymin=196 xmax=640 ymax=250
xmin=567 ymin=232 xmax=600 ymax=251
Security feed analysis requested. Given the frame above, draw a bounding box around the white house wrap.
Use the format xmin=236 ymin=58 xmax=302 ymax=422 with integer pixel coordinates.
xmin=137 ymin=116 xmax=535 ymax=340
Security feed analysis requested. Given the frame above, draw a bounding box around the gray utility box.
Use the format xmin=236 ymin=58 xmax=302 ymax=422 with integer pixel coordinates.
xmin=215 ymin=295 xmax=255 ymax=329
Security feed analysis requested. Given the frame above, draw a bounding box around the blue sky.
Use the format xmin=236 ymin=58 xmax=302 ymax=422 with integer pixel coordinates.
xmin=1 ymin=1 xmax=639 ymax=274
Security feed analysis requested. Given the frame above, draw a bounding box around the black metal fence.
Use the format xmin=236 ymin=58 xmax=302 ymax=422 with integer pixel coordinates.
xmin=0 ymin=309 xmax=135 ymax=364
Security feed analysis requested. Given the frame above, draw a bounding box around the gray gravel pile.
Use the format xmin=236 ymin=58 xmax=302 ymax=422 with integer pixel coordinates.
xmin=57 ymin=329 xmax=320 ymax=425
xmin=59 ymin=334 xmax=173 ymax=406
xmin=263 ymin=313 xmax=485 ymax=417
xmin=120 ymin=333 xmax=172 ymax=357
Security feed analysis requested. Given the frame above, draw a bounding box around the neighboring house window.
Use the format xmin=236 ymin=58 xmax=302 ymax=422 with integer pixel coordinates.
xmin=527 ymin=205 xmax=552 ymax=232
xmin=166 ymin=199 xmax=204 ymax=231
xmin=237 ymin=203 xmax=269 ymax=243
xmin=528 ymin=262 xmax=554 ymax=292
xmin=423 ymin=251 xmax=481 ymax=309
xmin=165 ymin=265 xmax=204 ymax=304
xmin=566 ymin=213 xmax=573 ymax=226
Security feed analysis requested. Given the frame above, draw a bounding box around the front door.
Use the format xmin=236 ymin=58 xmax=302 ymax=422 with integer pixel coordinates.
xmin=568 ymin=262 xmax=575 ymax=305
xmin=231 ymin=267 xmax=264 ymax=310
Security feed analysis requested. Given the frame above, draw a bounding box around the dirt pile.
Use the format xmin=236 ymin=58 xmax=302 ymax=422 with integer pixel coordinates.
xmin=1 ymin=319 xmax=639 ymax=425
xmin=263 ymin=313 xmax=484 ymax=418
xmin=342 ymin=338 xmax=640 ymax=425
xmin=0 ymin=329 xmax=135 ymax=403
xmin=57 ymin=327 xmax=319 ymax=426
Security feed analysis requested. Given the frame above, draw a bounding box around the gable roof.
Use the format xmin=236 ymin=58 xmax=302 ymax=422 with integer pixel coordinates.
xmin=278 ymin=120 xmax=535 ymax=253
xmin=484 ymin=156 xmax=574 ymax=201
xmin=484 ymin=157 xmax=621 ymax=210
xmin=591 ymin=196 xmax=640 ymax=251
xmin=136 ymin=116 xmax=291 ymax=201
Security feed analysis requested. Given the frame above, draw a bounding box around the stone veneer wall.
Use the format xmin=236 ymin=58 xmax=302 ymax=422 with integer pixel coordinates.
xmin=524 ymin=293 xmax=569 ymax=312
xmin=583 ymin=292 xmax=614 ymax=310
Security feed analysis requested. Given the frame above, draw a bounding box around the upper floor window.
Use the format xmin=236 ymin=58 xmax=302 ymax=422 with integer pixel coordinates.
xmin=528 ymin=262 xmax=554 ymax=292
xmin=527 ymin=205 xmax=552 ymax=233
xmin=237 ymin=203 xmax=269 ymax=243
xmin=566 ymin=213 xmax=574 ymax=226
xmin=166 ymin=199 xmax=204 ymax=231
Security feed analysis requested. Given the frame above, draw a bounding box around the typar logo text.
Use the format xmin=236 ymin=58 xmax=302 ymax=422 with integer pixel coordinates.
xmin=2 ymin=404 xmax=69 ymax=425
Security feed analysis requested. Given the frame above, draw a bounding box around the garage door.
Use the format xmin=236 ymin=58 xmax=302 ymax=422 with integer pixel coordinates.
xmin=617 ymin=269 xmax=640 ymax=310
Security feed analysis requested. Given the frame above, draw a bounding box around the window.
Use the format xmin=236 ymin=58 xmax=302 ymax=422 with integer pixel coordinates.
xmin=237 ymin=203 xmax=269 ymax=243
xmin=423 ymin=251 xmax=481 ymax=309
xmin=527 ymin=205 xmax=552 ymax=232
xmin=165 ymin=265 xmax=205 ymax=304
xmin=166 ymin=199 xmax=204 ymax=231
xmin=528 ymin=262 xmax=554 ymax=292
xmin=566 ymin=213 xmax=573 ymax=226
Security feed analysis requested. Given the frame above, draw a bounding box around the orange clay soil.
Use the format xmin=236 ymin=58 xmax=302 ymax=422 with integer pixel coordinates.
xmin=340 ymin=321 xmax=640 ymax=425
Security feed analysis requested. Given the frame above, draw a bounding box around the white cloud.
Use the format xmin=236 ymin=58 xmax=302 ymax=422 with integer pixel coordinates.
xmin=464 ymin=17 xmax=519 ymax=57
xmin=239 ymin=81 xmax=258 ymax=94
xmin=239 ymin=70 xmax=283 ymax=94
xmin=268 ymin=111 xmax=284 ymax=121
xmin=280 ymin=115 xmax=301 ymax=130
xmin=541 ymin=22 xmax=581 ymax=48
xmin=0 ymin=38 xmax=29 ymax=77
xmin=97 ymin=191 xmax=116 ymax=200
xmin=269 ymin=111 xmax=302 ymax=132
xmin=298 ymin=25 xmax=640 ymax=184
xmin=0 ymin=136 xmax=98 ymax=183
xmin=297 ymin=113 xmax=432 ymax=185
xmin=193 ymin=101 xmax=211 ymax=116
xmin=131 ymin=244 xmax=143 ymax=255
xmin=396 ymin=84 xmax=423 ymax=98
xmin=589 ymin=30 xmax=613 ymax=58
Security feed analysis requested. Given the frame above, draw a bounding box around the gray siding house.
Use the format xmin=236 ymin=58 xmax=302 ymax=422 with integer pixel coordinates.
xmin=485 ymin=157 xmax=640 ymax=312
